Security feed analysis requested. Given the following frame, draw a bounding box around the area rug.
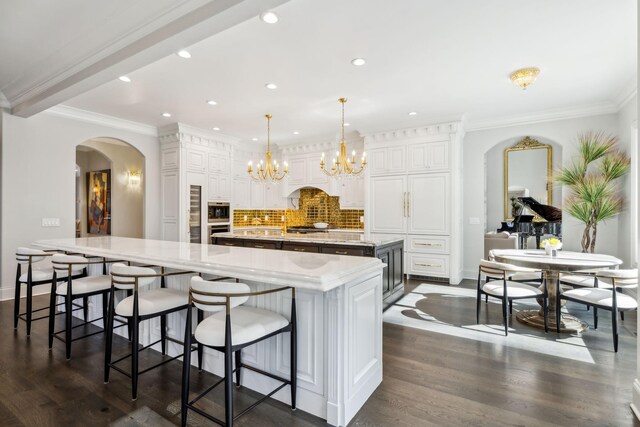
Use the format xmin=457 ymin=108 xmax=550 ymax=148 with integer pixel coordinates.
xmin=383 ymin=283 xmax=597 ymax=363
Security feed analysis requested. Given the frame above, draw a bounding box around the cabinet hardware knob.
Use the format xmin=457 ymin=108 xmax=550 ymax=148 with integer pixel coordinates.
xmin=294 ymin=248 xmax=306 ymax=252
xmin=254 ymin=245 xmax=264 ymax=248
xmin=415 ymin=263 xmax=437 ymax=267
xmin=335 ymin=251 xmax=348 ymax=255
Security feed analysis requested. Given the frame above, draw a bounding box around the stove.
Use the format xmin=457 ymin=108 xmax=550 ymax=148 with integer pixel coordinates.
xmin=286 ymin=226 xmax=331 ymax=233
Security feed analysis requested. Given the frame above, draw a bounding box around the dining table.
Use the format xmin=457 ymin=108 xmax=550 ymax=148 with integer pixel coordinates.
xmin=491 ymin=249 xmax=622 ymax=332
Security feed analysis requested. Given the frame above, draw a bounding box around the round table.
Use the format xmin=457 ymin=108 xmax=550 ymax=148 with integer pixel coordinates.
xmin=492 ymin=249 xmax=622 ymax=332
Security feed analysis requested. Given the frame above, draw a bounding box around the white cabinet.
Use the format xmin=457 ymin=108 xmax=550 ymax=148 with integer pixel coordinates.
xmin=307 ymin=157 xmax=328 ymax=185
xmin=208 ymin=174 xmax=230 ymax=201
xmin=233 ymin=180 xmax=251 ymax=209
xmin=407 ymin=173 xmax=450 ymax=235
xmin=370 ymin=176 xmax=406 ymax=233
xmin=208 ymin=152 xmax=230 ymax=175
xmin=407 ymin=253 xmax=450 ymax=277
xmin=368 ymin=146 xmax=406 ymax=176
xmin=339 ymin=177 xmax=365 ymax=209
xmin=288 ymin=158 xmax=307 ymax=185
xmin=407 ymin=141 xmax=449 ymax=173
xmin=265 ymin=182 xmax=286 ymax=209
xmin=186 ymin=149 xmax=206 ymax=172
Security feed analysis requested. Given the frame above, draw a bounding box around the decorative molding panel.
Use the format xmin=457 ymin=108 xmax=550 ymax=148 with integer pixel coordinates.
xmin=362 ymin=121 xmax=462 ymax=144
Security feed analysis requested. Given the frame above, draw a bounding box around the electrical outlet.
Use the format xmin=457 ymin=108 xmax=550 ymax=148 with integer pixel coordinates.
xmin=42 ymin=218 xmax=60 ymax=227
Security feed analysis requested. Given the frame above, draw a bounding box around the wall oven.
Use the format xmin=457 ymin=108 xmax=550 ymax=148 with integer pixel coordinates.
xmin=208 ymin=224 xmax=230 ymax=244
xmin=208 ymin=202 xmax=230 ymax=223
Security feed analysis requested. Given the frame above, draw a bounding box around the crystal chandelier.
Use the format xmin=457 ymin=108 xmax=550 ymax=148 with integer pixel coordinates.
xmin=320 ymin=98 xmax=366 ymax=177
xmin=510 ymin=67 xmax=540 ymax=90
xmin=248 ymin=114 xmax=288 ymax=182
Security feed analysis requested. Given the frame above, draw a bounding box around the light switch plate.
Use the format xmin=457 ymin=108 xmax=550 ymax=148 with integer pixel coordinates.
xmin=42 ymin=218 xmax=60 ymax=227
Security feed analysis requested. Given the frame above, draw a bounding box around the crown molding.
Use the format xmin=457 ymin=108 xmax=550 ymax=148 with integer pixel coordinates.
xmin=615 ymin=78 xmax=637 ymax=111
xmin=158 ymin=122 xmax=240 ymax=150
xmin=0 ymin=90 xmax=9 ymax=109
xmin=465 ymin=102 xmax=618 ymax=132
xmin=279 ymin=131 xmax=363 ymax=155
xmin=45 ymin=104 xmax=158 ymax=136
xmin=361 ymin=120 xmax=463 ymax=143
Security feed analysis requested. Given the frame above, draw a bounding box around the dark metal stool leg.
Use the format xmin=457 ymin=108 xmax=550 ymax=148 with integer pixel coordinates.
xmin=48 ymin=282 xmax=56 ymax=349
xmin=197 ymin=309 xmax=203 ymax=371
xmin=181 ymin=308 xmax=193 ymax=427
xmin=104 ymin=288 xmax=115 ymax=384
xmin=65 ymin=296 xmax=72 ymax=359
xmin=235 ymin=351 xmax=242 ymax=388
xmin=594 ymin=307 xmax=598 ymax=329
xmin=83 ymin=296 xmax=89 ymax=321
xmin=161 ymin=314 xmax=167 ymax=356
xmin=290 ymin=298 xmax=297 ymax=410
xmin=502 ymin=297 xmax=508 ymax=336
xmin=26 ymin=282 xmax=33 ymax=336
xmin=131 ymin=314 xmax=139 ymax=400
xmin=612 ymin=309 xmax=619 ymax=352
xmin=14 ymin=264 xmax=21 ymax=329
xmin=224 ymin=316 xmax=234 ymax=426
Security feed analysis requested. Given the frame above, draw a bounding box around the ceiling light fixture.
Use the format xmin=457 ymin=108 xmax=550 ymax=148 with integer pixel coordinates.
xmin=162 ymin=112 xmax=172 ymax=117
xmin=351 ymin=58 xmax=366 ymax=66
xmin=408 ymin=111 xmax=417 ymax=116
xmin=206 ymin=100 xmax=217 ymax=106
xmin=344 ymin=122 xmax=351 ymax=127
xmin=118 ymin=76 xmax=131 ymax=82
xmin=248 ymin=114 xmax=288 ymax=182
xmin=265 ymin=83 xmax=277 ymax=90
xmin=260 ymin=11 xmax=279 ymax=24
xmin=212 ymin=127 xmax=220 ymax=131
xmin=510 ymin=67 xmax=540 ymax=90
xmin=177 ymin=50 xmax=191 ymax=59
xmin=252 ymin=138 xmax=258 ymax=141
xmin=320 ymin=98 xmax=366 ymax=177
xmin=292 ymin=131 xmax=300 ymax=135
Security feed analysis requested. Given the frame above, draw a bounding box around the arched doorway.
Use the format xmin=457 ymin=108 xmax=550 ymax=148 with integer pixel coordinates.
xmin=75 ymin=137 xmax=145 ymax=238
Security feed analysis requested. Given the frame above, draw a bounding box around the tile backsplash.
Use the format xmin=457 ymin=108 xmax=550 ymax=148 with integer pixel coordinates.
xmin=233 ymin=188 xmax=364 ymax=229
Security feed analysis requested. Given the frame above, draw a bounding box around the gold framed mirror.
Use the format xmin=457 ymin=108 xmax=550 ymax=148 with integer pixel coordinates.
xmin=503 ymin=136 xmax=552 ymax=220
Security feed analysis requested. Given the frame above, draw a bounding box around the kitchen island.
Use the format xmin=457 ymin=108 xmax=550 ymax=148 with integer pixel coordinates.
xmin=213 ymin=230 xmax=405 ymax=308
xmin=34 ymin=236 xmax=384 ymax=427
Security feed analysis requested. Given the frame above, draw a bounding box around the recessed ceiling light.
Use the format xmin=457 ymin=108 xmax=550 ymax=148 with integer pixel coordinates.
xmin=177 ymin=50 xmax=191 ymax=59
xmin=162 ymin=112 xmax=171 ymax=117
xmin=207 ymin=100 xmax=217 ymax=106
xmin=292 ymin=131 xmax=300 ymax=135
xmin=260 ymin=11 xmax=279 ymax=24
xmin=351 ymin=58 xmax=366 ymax=66
xmin=118 ymin=76 xmax=131 ymax=82
xmin=408 ymin=111 xmax=417 ymax=116
xmin=252 ymin=138 xmax=258 ymax=141
xmin=265 ymin=83 xmax=278 ymax=90
xmin=212 ymin=127 xmax=220 ymax=131
xmin=344 ymin=122 xmax=351 ymax=127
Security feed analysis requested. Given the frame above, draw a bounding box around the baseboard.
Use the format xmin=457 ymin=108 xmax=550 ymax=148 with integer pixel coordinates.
xmin=631 ymin=379 xmax=640 ymax=421
xmin=1 ymin=285 xmax=51 ymax=301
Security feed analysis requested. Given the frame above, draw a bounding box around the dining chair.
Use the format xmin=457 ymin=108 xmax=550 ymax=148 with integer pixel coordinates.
xmin=181 ymin=276 xmax=297 ymax=426
xmin=557 ymin=269 xmax=637 ymax=352
xmin=477 ymin=259 xmax=548 ymax=335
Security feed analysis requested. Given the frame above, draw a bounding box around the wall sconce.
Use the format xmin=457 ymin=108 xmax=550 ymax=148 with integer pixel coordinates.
xmin=128 ymin=171 xmax=141 ymax=186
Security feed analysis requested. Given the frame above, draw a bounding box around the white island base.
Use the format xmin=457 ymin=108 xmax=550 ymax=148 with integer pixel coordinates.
xmin=35 ymin=237 xmax=384 ymax=426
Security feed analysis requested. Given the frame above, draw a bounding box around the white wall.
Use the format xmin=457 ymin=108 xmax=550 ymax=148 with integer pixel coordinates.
xmin=462 ymin=113 xmax=621 ymax=278
xmin=0 ymin=110 xmax=160 ymax=299
xmin=616 ymin=94 xmax=638 ymax=268
xmin=77 ymin=139 xmax=145 ymax=238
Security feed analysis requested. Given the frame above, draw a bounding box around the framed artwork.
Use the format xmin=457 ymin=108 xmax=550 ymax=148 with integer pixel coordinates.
xmin=87 ymin=169 xmax=111 ymax=235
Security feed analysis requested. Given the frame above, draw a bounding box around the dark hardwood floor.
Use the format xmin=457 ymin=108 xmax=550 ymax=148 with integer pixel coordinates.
xmin=2 ymin=279 xmax=639 ymax=426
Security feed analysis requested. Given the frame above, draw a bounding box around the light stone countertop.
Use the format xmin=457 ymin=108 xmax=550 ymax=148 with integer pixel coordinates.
xmin=492 ymin=249 xmax=622 ymax=271
xmin=34 ymin=236 xmax=384 ymax=292
xmin=215 ymin=230 xmax=403 ymax=246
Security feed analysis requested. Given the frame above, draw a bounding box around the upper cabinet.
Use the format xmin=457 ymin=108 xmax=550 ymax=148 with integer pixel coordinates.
xmin=407 ymin=140 xmax=449 ymax=172
xmin=208 ymin=152 xmax=230 ymax=175
xmin=339 ymin=177 xmax=365 ymax=209
xmin=367 ymin=146 xmax=406 ymax=176
xmin=208 ymin=173 xmax=230 ymax=201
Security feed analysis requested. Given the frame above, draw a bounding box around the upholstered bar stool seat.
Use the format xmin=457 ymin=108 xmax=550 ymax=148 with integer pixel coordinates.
xmin=195 ymin=306 xmax=289 ymax=347
xmin=19 ymin=269 xmax=69 ymax=283
xmin=482 ymin=281 xmax=543 ymax=298
xmin=115 ymin=288 xmax=189 ymax=317
xmin=57 ymin=275 xmax=111 ymax=295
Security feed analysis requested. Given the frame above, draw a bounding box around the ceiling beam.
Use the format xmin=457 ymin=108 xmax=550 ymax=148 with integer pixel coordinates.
xmin=10 ymin=0 xmax=290 ymax=118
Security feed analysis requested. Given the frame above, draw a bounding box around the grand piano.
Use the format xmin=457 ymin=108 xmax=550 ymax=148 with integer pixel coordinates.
xmin=498 ymin=196 xmax=562 ymax=249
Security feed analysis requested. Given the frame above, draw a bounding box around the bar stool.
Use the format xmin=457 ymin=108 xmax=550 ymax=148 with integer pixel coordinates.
xmin=49 ymin=254 xmax=117 ymax=359
xmin=181 ymin=276 xmax=297 ymax=427
xmin=14 ymin=247 xmax=85 ymax=336
xmin=105 ymin=263 xmax=195 ymax=400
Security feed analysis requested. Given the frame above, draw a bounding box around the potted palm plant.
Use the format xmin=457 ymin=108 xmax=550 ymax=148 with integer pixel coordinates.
xmin=556 ymin=131 xmax=630 ymax=253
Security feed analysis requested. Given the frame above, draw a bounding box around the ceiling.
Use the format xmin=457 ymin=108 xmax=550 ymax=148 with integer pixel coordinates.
xmin=4 ymin=0 xmax=637 ymax=142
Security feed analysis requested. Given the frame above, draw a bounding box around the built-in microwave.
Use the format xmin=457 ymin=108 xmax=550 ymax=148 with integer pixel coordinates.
xmin=208 ymin=202 xmax=230 ymax=223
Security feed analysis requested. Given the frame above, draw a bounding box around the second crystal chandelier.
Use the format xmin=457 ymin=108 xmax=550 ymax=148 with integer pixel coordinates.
xmin=320 ymin=98 xmax=366 ymax=177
